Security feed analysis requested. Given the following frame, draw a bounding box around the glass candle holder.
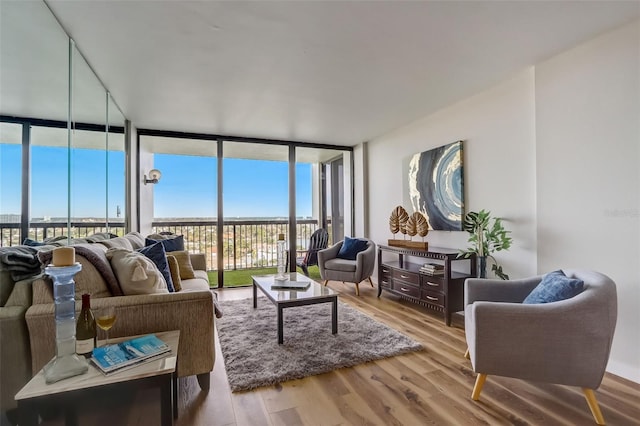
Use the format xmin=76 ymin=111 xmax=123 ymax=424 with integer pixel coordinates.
xmin=43 ymin=263 xmax=89 ymax=383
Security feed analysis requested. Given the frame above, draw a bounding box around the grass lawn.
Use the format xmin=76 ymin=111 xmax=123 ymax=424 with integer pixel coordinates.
xmin=208 ymin=265 xmax=322 ymax=288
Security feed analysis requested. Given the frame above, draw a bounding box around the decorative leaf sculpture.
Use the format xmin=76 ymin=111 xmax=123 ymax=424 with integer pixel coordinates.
xmin=389 ymin=206 xmax=409 ymax=236
xmin=414 ymin=212 xmax=429 ymax=238
xmin=404 ymin=215 xmax=417 ymax=238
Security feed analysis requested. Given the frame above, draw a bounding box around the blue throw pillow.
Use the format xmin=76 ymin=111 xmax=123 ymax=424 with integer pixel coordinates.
xmin=145 ymin=235 xmax=184 ymax=252
xmin=337 ymin=236 xmax=369 ymax=260
xmin=138 ymin=242 xmax=175 ymax=292
xmin=523 ymin=270 xmax=584 ymax=304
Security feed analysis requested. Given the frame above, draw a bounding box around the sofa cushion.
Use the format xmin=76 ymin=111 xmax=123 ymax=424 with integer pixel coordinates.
xmin=138 ymin=242 xmax=175 ymax=292
xmin=146 ymin=235 xmax=185 ymax=252
xmin=38 ymin=244 xmax=117 ymax=299
xmin=180 ymin=270 xmax=210 ymax=292
xmin=123 ymin=232 xmax=145 ymax=250
xmin=523 ymin=270 xmax=584 ymax=304
xmin=337 ymin=236 xmax=368 ymax=260
xmin=166 ymin=255 xmax=182 ymax=292
xmin=167 ymin=250 xmax=196 ymax=279
xmin=106 ymin=248 xmax=169 ymax=295
xmin=97 ymin=236 xmax=134 ymax=251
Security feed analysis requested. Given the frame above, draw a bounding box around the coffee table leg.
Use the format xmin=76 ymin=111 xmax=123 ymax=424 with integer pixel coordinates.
xmin=253 ymin=281 xmax=257 ymax=308
xmin=332 ymin=298 xmax=338 ymax=334
xmin=278 ymin=305 xmax=284 ymax=344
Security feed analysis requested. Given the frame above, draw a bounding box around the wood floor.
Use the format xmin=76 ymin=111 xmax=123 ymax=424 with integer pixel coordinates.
xmin=37 ymin=282 xmax=640 ymax=426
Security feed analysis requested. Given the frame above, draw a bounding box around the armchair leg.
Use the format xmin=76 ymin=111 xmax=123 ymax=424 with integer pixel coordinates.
xmin=471 ymin=373 xmax=487 ymax=400
xmin=324 ymin=280 xmax=328 ymax=286
xmin=583 ymin=388 xmax=606 ymax=425
xmin=354 ymin=282 xmax=360 ymax=296
xmin=367 ymin=276 xmax=374 ymax=287
xmin=464 ymin=348 xmax=470 ymax=359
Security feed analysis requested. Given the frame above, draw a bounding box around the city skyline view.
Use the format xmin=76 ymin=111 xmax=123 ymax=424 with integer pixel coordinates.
xmin=1 ymin=145 xmax=314 ymax=220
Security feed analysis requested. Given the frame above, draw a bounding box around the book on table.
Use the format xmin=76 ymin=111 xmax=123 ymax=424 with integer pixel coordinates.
xmin=271 ymin=280 xmax=311 ymax=290
xmin=91 ymin=334 xmax=171 ymax=374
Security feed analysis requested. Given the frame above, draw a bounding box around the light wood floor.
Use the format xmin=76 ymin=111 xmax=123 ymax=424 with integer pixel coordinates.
xmin=37 ymin=282 xmax=640 ymax=426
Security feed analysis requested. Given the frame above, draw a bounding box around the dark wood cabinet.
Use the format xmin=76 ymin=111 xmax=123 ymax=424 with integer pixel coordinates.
xmin=377 ymin=245 xmax=476 ymax=326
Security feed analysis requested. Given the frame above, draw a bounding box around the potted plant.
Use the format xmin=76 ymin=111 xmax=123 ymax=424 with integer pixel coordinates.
xmin=459 ymin=210 xmax=513 ymax=279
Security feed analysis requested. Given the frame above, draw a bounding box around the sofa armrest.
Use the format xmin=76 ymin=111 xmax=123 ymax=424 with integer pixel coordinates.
xmin=4 ymin=277 xmax=35 ymax=308
xmin=26 ymin=290 xmax=215 ymax=378
xmin=189 ymin=253 xmax=207 ymax=271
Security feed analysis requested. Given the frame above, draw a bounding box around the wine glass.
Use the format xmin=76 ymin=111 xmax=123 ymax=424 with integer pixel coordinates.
xmin=95 ymin=306 xmax=117 ymax=346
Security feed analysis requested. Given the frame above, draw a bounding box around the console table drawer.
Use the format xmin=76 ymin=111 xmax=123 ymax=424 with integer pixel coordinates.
xmin=392 ymin=270 xmax=420 ymax=286
xmin=393 ymin=281 xmax=421 ymax=299
xmin=422 ymin=278 xmax=443 ymax=291
xmin=422 ymin=290 xmax=445 ymax=307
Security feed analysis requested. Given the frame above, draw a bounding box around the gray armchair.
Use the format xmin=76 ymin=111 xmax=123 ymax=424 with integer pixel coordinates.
xmin=318 ymin=238 xmax=376 ymax=296
xmin=464 ymin=269 xmax=617 ymax=425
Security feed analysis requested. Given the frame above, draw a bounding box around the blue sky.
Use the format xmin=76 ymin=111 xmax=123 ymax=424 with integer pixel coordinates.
xmin=1 ymin=144 xmax=312 ymax=218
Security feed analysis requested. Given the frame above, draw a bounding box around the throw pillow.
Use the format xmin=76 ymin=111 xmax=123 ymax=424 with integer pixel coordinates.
xmin=166 ymin=255 xmax=182 ymax=292
xmin=166 ymin=250 xmax=196 ymax=279
xmin=137 ymin=242 xmax=175 ymax=292
xmin=106 ymin=247 xmax=169 ymax=295
xmin=145 ymin=234 xmax=185 ymax=252
xmin=97 ymin=236 xmax=134 ymax=251
xmin=337 ymin=236 xmax=369 ymax=260
xmin=523 ymin=270 xmax=584 ymax=304
xmin=123 ymin=232 xmax=145 ymax=249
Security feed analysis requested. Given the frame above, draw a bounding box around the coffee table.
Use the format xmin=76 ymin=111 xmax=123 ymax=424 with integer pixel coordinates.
xmin=15 ymin=330 xmax=180 ymax=426
xmin=252 ymin=273 xmax=338 ymax=344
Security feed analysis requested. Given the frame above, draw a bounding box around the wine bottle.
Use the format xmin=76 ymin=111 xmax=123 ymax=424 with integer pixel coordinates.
xmin=76 ymin=293 xmax=96 ymax=358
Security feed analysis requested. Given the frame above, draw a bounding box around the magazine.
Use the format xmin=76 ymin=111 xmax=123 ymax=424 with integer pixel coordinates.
xmin=91 ymin=334 xmax=171 ymax=374
xmin=271 ymin=280 xmax=311 ymax=290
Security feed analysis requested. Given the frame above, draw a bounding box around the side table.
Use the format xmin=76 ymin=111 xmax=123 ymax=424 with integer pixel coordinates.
xmin=15 ymin=330 xmax=180 ymax=426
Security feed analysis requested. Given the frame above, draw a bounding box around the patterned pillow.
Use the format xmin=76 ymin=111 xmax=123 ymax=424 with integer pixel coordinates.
xmin=523 ymin=270 xmax=584 ymax=304
xmin=166 ymin=250 xmax=196 ymax=279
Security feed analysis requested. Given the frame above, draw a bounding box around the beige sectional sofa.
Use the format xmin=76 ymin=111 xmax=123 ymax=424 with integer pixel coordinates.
xmin=0 ymin=232 xmax=215 ymax=415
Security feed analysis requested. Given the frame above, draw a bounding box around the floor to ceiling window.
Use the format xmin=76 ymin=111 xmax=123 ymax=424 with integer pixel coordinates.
xmin=138 ymin=130 xmax=353 ymax=288
xmin=0 ymin=123 xmax=23 ymax=246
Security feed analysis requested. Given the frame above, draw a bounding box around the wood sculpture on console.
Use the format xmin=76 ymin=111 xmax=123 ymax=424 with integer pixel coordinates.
xmin=388 ymin=207 xmax=429 ymax=249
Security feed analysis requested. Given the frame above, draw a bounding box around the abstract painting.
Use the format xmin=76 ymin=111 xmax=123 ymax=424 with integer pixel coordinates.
xmin=406 ymin=141 xmax=464 ymax=231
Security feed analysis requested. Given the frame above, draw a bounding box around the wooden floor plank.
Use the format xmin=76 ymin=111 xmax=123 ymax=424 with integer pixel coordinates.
xmin=34 ymin=285 xmax=640 ymax=425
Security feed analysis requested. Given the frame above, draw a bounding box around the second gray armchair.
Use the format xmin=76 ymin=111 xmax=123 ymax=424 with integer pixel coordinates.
xmin=318 ymin=238 xmax=376 ymax=296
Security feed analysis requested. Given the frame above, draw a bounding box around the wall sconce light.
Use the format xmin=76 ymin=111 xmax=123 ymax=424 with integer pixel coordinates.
xmin=144 ymin=169 xmax=162 ymax=185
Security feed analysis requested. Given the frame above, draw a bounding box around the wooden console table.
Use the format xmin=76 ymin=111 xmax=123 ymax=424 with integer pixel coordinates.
xmin=377 ymin=245 xmax=476 ymax=326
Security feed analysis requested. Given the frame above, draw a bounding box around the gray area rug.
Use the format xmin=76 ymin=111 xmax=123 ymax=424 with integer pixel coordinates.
xmin=216 ymin=297 xmax=423 ymax=392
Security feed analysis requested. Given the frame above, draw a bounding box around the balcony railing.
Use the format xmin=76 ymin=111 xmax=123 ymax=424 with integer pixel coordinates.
xmin=0 ymin=219 xmax=328 ymax=273
xmin=152 ymin=219 xmax=325 ymax=271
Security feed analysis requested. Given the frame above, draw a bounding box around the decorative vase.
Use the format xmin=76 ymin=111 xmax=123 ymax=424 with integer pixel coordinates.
xmin=275 ymin=234 xmax=287 ymax=281
xmin=43 ymin=263 xmax=89 ymax=383
xmin=477 ymin=256 xmax=487 ymax=279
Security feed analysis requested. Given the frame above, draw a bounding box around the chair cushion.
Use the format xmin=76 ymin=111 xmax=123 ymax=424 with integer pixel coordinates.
xmin=523 ymin=270 xmax=584 ymax=304
xmin=325 ymin=258 xmax=357 ymax=272
xmin=137 ymin=242 xmax=175 ymax=292
xmin=337 ymin=236 xmax=368 ymax=260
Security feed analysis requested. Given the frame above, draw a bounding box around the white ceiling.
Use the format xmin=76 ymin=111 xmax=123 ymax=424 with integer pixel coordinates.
xmin=6 ymin=1 xmax=640 ymax=146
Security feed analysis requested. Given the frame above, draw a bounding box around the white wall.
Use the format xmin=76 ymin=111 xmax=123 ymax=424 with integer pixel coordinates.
xmin=536 ymin=21 xmax=640 ymax=382
xmin=368 ymin=69 xmax=538 ymax=279
xmin=365 ymin=20 xmax=639 ymax=382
